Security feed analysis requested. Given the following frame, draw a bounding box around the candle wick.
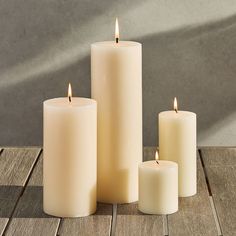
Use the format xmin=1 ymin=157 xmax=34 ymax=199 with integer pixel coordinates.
xmin=116 ymin=37 xmax=119 ymax=44
xmin=156 ymin=160 xmax=159 ymax=165
xmin=174 ymin=109 xmax=178 ymax=113
xmin=69 ymin=96 xmax=72 ymax=103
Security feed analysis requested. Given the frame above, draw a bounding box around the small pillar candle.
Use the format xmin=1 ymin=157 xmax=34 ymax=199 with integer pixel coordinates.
xmin=159 ymin=97 xmax=197 ymax=197
xmin=43 ymin=84 xmax=97 ymax=217
xmin=138 ymin=152 xmax=178 ymax=215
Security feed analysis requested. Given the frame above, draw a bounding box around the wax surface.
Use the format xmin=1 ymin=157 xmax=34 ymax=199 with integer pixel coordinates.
xmin=91 ymin=41 xmax=142 ymax=203
xmin=43 ymin=97 xmax=97 ymax=217
xmin=138 ymin=160 xmax=178 ymax=214
xmin=159 ymin=110 xmax=197 ymax=197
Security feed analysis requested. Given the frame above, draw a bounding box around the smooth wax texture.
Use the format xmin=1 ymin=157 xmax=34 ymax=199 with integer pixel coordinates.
xmin=91 ymin=41 xmax=142 ymax=203
xmin=138 ymin=160 xmax=178 ymax=214
xmin=43 ymin=97 xmax=97 ymax=217
xmin=159 ymin=110 xmax=197 ymax=197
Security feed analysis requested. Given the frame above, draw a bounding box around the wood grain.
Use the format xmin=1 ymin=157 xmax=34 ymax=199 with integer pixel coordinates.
xmin=12 ymin=155 xmax=50 ymax=218
xmin=0 ymin=147 xmax=235 ymax=236
xmin=0 ymin=219 xmax=8 ymax=236
xmin=5 ymin=152 xmax=60 ymax=236
xmin=0 ymin=148 xmax=41 ymax=235
xmin=116 ymin=203 xmax=163 ymax=236
xmin=201 ymin=148 xmax=236 ymax=236
xmin=168 ymin=152 xmax=217 ymax=236
xmin=5 ymin=218 xmax=59 ymax=236
xmin=0 ymin=148 xmax=41 ymax=186
xmin=59 ymin=204 xmax=112 ymax=236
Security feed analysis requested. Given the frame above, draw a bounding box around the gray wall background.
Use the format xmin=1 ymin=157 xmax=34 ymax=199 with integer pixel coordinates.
xmin=0 ymin=0 xmax=236 ymax=146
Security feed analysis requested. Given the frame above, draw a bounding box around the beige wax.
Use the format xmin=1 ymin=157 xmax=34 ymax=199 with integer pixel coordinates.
xmin=159 ymin=110 xmax=197 ymax=197
xmin=43 ymin=97 xmax=97 ymax=217
xmin=138 ymin=160 xmax=178 ymax=214
xmin=91 ymin=41 xmax=142 ymax=203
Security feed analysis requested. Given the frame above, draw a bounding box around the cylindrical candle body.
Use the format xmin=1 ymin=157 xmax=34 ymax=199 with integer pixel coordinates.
xmin=138 ymin=160 xmax=178 ymax=214
xmin=43 ymin=97 xmax=97 ymax=217
xmin=91 ymin=41 xmax=142 ymax=203
xmin=159 ymin=111 xmax=196 ymax=197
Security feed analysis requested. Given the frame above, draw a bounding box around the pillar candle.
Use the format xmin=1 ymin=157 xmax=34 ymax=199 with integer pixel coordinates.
xmin=159 ymin=98 xmax=197 ymax=197
xmin=138 ymin=151 xmax=178 ymax=214
xmin=91 ymin=19 xmax=142 ymax=203
xmin=43 ymin=84 xmax=97 ymax=217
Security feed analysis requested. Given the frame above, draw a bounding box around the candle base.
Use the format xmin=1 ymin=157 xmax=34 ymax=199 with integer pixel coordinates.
xmin=179 ymin=190 xmax=197 ymax=198
xmin=43 ymin=207 xmax=97 ymax=218
xmin=97 ymin=198 xmax=138 ymax=204
xmin=138 ymin=206 xmax=178 ymax=215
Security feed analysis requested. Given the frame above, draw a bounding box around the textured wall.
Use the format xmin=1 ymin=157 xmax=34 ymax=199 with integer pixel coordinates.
xmin=0 ymin=0 xmax=236 ymax=146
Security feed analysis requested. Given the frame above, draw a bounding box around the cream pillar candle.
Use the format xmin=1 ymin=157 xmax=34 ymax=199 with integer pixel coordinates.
xmin=91 ymin=19 xmax=142 ymax=203
xmin=159 ymin=98 xmax=197 ymax=197
xmin=43 ymin=84 xmax=97 ymax=217
xmin=138 ymin=151 xmax=178 ymax=214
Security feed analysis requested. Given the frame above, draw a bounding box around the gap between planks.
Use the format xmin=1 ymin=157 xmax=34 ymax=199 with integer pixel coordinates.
xmin=2 ymin=148 xmax=42 ymax=235
xmin=163 ymin=215 xmax=168 ymax=236
xmin=110 ymin=204 xmax=117 ymax=236
xmin=209 ymin=197 xmax=222 ymax=236
xmin=0 ymin=147 xmax=225 ymax=236
xmin=199 ymin=149 xmax=223 ymax=236
xmin=56 ymin=218 xmax=63 ymax=236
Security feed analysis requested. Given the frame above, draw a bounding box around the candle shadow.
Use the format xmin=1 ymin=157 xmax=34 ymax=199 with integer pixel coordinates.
xmin=0 ymin=185 xmax=112 ymax=218
xmin=98 ymin=168 xmax=133 ymax=204
xmin=0 ymin=12 xmax=236 ymax=146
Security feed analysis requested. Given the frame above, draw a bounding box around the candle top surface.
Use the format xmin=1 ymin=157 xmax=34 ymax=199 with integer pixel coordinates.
xmin=92 ymin=41 xmax=141 ymax=48
xmin=44 ymin=97 xmax=96 ymax=108
xmin=139 ymin=160 xmax=177 ymax=169
xmin=159 ymin=110 xmax=196 ymax=118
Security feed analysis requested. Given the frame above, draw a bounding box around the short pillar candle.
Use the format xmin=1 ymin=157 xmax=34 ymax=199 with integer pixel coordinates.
xmin=138 ymin=151 xmax=178 ymax=215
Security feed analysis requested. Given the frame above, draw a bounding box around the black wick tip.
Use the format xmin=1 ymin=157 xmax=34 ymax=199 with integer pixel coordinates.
xmin=69 ymin=96 xmax=72 ymax=102
xmin=156 ymin=160 xmax=159 ymax=164
xmin=116 ymin=38 xmax=119 ymax=43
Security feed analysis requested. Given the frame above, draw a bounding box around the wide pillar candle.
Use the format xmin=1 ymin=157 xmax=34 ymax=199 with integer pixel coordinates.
xmin=138 ymin=159 xmax=178 ymax=214
xmin=43 ymin=96 xmax=97 ymax=217
xmin=91 ymin=23 xmax=142 ymax=203
xmin=159 ymin=99 xmax=197 ymax=197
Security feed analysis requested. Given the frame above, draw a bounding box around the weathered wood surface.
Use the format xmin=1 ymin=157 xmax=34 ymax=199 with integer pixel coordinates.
xmin=168 ymin=152 xmax=217 ymax=236
xmin=116 ymin=203 xmax=164 ymax=236
xmin=5 ymin=153 xmax=60 ymax=236
xmin=0 ymin=148 xmax=41 ymax=186
xmin=0 ymin=219 xmax=8 ymax=236
xmin=0 ymin=148 xmax=41 ymax=235
xmin=0 ymin=147 xmax=235 ymax=235
xmin=201 ymin=148 xmax=236 ymax=236
xmin=59 ymin=203 xmax=112 ymax=236
xmin=6 ymin=218 xmax=59 ymax=236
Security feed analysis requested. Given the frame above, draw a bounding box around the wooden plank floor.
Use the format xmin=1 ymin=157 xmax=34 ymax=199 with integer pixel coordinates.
xmin=0 ymin=147 xmax=235 ymax=236
xmin=200 ymin=148 xmax=236 ymax=236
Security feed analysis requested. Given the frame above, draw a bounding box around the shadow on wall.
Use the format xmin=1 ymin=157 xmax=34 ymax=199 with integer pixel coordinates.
xmin=141 ymin=14 xmax=236 ymax=146
xmin=0 ymin=11 xmax=236 ymax=146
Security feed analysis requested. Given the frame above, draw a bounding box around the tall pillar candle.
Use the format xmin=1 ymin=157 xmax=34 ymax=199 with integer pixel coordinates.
xmin=43 ymin=84 xmax=97 ymax=217
xmin=91 ymin=19 xmax=142 ymax=203
xmin=159 ymin=98 xmax=197 ymax=197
